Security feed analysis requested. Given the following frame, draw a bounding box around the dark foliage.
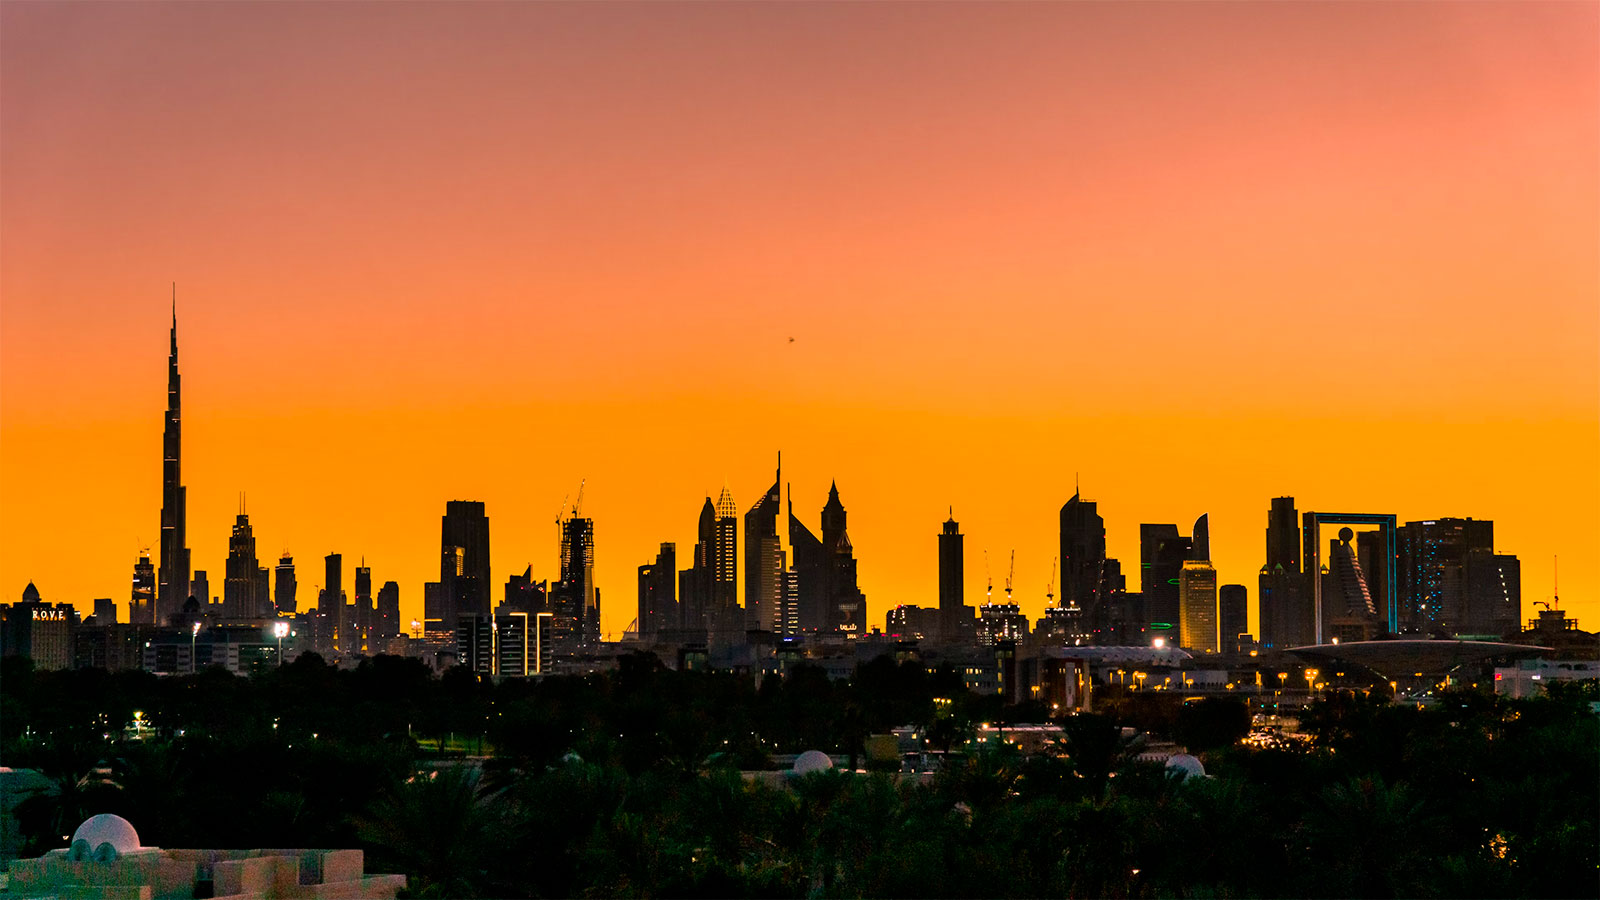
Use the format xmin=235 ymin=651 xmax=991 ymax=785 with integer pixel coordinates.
xmin=3 ymin=654 xmax=1595 ymax=898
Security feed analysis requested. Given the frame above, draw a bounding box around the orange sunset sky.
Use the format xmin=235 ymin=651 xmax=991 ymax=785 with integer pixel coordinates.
xmin=2 ymin=1 xmax=1596 ymax=639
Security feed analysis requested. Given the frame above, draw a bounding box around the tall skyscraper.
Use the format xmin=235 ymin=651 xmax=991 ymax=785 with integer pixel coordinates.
xmin=788 ymin=488 xmax=825 ymax=633
xmin=712 ymin=487 xmax=739 ymax=636
xmin=130 ymin=551 xmax=157 ymax=625
xmin=440 ymin=501 xmax=492 ymax=627
xmin=744 ymin=461 xmax=783 ymax=634
xmin=1323 ymin=527 xmax=1379 ymax=641
xmin=1259 ymin=496 xmax=1306 ymax=648
xmin=678 ymin=498 xmax=716 ymax=634
xmin=1397 ymin=518 xmax=1504 ymax=635
xmin=1465 ymin=550 xmax=1521 ymax=637
xmin=1060 ymin=491 xmax=1109 ymax=640
xmin=224 ymin=509 xmax=261 ymax=618
xmin=1178 ymin=559 xmax=1218 ymax=653
xmin=636 ymin=542 xmax=675 ymax=638
xmin=274 ymin=554 xmax=297 ymax=614
xmin=423 ymin=581 xmax=446 ymax=642
xmin=1140 ymin=524 xmax=1189 ymax=634
xmin=322 ymin=552 xmax=343 ymax=650
xmin=557 ymin=515 xmax=599 ymax=646
xmin=376 ymin=580 xmax=400 ymax=641
xmin=93 ymin=597 xmax=117 ymax=624
xmin=939 ymin=509 xmax=965 ymax=641
xmin=1219 ymin=584 xmax=1248 ymax=654
xmin=353 ymin=563 xmax=373 ymax=649
xmin=156 ymin=302 xmax=190 ymax=625
xmin=819 ymin=481 xmax=865 ymax=635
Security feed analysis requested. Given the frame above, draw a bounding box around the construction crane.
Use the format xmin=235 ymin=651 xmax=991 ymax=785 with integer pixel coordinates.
xmin=984 ymin=550 xmax=992 ymax=605
xmin=554 ymin=493 xmax=569 ymax=546
xmin=1004 ymin=550 xmax=1015 ymax=604
xmin=573 ymin=478 xmax=587 ymax=518
xmin=1046 ymin=556 xmax=1057 ymax=608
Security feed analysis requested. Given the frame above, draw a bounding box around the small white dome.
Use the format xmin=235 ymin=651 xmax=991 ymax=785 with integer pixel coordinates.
xmin=793 ymin=750 xmax=833 ymax=775
xmin=71 ymin=814 xmax=140 ymax=854
xmin=1165 ymin=753 xmax=1206 ymax=780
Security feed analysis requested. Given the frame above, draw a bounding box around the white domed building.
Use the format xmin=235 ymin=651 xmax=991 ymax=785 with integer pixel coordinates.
xmin=6 ymin=814 xmax=407 ymax=899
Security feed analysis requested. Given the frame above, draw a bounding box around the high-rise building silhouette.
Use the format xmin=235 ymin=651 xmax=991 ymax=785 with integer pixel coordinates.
xmin=1259 ymin=496 xmax=1306 ymax=648
xmin=130 ymin=552 xmax=157 ymax=625
xmin=816 ymin=481 xmax=865 ymax=635
xmin=712 ymin=487 xmax=739 ymax=636
xmin=744 ymin=461 xmax=783 ymax=635
xmin=1140 ymin=524 xmax=1189 ymax=636
xmin=1397 ymin=518 xmax=1515 ymax=635
xmin=93 ymin=597 xmax=117 ymax=624
xmin=321 ymin=552 xmax=343 ymax=650
xmin=503 ymin=565 xmax=547 ymax=615
xmin=1178 ymin=559 xmax=1218 ymax=653
xmin=1219 ymin=583 xmax=1248 ymax=654
xmin=557 ymin=515 xmax=599 ymax=647
xmin=156 ymin=302 xmax=190 ymax=625
xmin=189 ymin=571 xmax=210 ymax=611
xmin=637 ymin=542 xmax=675 ymax=638
xmin=377 ymin=580 xmax=400 ymax=641
xmin=354 ymin=563 xmax=373 ymax=650
xmin=1323 ymin=527 xmax=1379 ymax=641
xmin=224 ymin=508 xmax=263 ymax=618
xmin=939 ymin=509 xmax=966 ymax=642
xmin=677 ymin=498 xmax=715 ymax=635
xmin=1060 ymin=491 xmax=1109 ymax=641
xmin=423 ymin=581 xmax=445 ymax=641
xmin=274 ymin=554 xmax=296 ymax=614
xmin=788 ymin=488 xmax=825 ymax=633
xmin=1177 ymin=515 xmax=1218 ymax=652
xmin=440 ymin=501 xmax=492 ymax=630
xmin=1465 ymin=550 xmax=1521 ymax=637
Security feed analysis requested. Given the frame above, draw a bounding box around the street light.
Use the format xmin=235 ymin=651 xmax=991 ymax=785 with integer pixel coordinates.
xmin=273 ymin=621 xmax=290 ymax=665
xmin=1304 ymin=668 xmax=1319 ymax=695
xmin=190 ymin=621 xmax=202 ymax=673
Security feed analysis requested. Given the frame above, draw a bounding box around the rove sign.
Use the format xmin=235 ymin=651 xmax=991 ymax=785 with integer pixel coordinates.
xmin=32 ymin=608 xmax=67 ymax=622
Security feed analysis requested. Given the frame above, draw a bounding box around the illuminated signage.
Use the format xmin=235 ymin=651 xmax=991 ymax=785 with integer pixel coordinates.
xmin=31 ymin=609 xmax=67 ymax=622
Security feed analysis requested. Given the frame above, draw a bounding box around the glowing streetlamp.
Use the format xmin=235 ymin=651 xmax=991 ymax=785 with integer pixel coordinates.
xmin=190 ymin=621 xmax=202 ymax=673
xmin=1304 ymin=668 xmax=1319 ymax=695
xmin=273 ymin=620 xmax=290 ymax=665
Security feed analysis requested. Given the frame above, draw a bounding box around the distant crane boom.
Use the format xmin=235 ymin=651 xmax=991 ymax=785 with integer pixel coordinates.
xmin=1005 ymin=550 xmax=1015 ymax=603
xmin=1047 ymin=556 xmax=1057 ymax=607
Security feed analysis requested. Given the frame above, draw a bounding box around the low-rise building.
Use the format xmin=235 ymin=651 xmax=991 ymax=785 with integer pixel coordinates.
xmin=6 ymin=814 xmax=405 ymax=900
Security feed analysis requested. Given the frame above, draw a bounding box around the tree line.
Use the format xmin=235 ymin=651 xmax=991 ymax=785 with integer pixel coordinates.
xmin=2 ymin=653 xmax=1595 ymax=898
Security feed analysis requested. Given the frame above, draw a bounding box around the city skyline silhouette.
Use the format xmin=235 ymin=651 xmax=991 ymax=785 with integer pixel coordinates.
xmin=2 ymin=2 xmax=1594 ymax=636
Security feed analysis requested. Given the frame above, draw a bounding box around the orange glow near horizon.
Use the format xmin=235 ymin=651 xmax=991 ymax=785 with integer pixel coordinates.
xmin=2 ymin=2 xmax=1596 ymax=637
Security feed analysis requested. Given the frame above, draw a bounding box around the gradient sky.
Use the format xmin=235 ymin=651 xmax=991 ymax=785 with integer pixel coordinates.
xmin=3 ymin=1 xmax=1596 ymax=638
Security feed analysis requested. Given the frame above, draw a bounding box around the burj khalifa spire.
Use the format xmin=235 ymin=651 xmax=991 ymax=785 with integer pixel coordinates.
xmin=156 ymin=289 xmax=190 ymax=624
